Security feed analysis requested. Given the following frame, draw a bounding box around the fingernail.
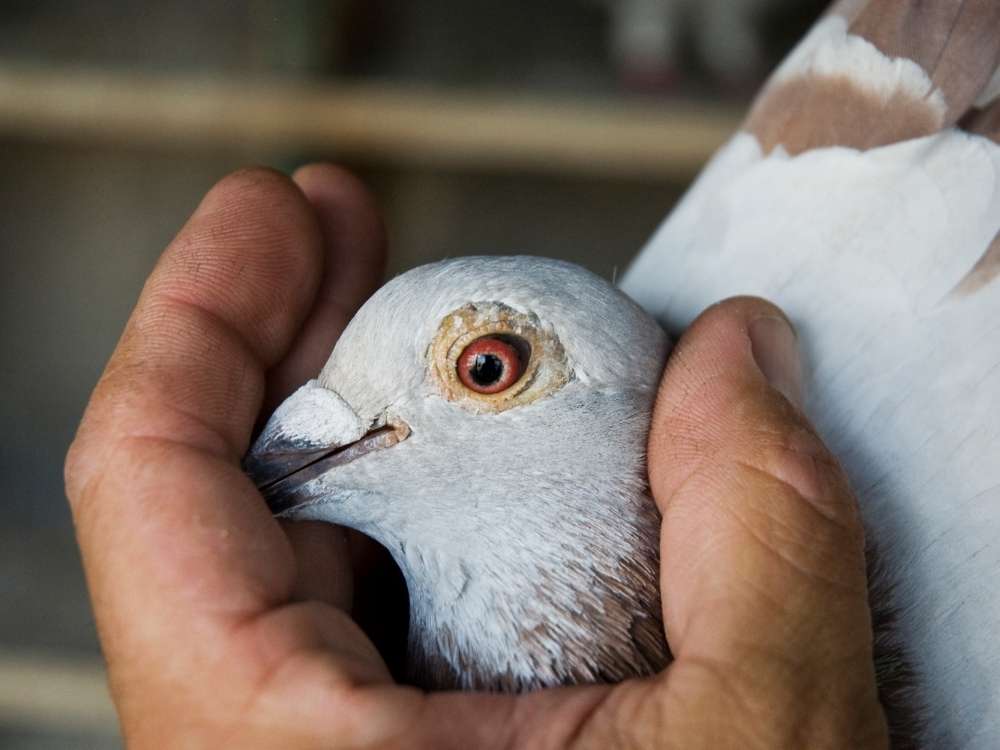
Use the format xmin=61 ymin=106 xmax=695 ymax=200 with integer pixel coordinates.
xmin=749 ymin=315 xmax=803 ymax=408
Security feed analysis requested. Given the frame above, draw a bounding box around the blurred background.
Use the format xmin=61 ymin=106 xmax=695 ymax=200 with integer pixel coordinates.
xmin=0 ymin=1 xmax=824 ymax=746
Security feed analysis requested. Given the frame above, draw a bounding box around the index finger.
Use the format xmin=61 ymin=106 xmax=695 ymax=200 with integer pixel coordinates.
xmin=65 ymin=168 xmax=324 ymax=631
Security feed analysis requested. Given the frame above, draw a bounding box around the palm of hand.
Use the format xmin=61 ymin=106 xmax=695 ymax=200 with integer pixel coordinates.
xmin=66 ymin=166 xmax=886 ymax=749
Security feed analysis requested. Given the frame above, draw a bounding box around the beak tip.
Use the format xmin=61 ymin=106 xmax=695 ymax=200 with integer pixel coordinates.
xmin=244 ymin=420 xmax=411 ymax=515
xmin=242 ymin=451 xmax=276 ymax=490
xmin=242 ymin=439 xmax=329 ymax=496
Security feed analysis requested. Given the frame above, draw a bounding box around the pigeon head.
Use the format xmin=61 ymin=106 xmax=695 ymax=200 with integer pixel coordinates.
xmin=246 ymin=255 xmax=671 ymax=689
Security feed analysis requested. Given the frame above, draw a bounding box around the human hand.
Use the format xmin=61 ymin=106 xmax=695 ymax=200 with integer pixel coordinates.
xmin=66 ymin=166 xmax=887 ymax=748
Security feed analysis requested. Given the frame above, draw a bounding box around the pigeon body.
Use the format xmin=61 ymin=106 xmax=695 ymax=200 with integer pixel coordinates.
xmin=248 ymin=2 xmax=1000 ymax=747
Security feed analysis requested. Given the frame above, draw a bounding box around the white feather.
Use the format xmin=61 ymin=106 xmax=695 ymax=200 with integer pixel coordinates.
xmin=622 ymin=125 xmax=1000 ymax=749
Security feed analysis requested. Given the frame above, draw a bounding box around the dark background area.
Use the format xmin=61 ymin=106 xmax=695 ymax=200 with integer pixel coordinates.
xmin=0 ymin=1 xmax=824 ymax=745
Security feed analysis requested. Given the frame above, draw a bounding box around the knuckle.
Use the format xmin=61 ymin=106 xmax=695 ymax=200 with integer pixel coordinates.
xmin=723 ymin=380 xmax=857 ymax=525
xmin=756 ymin=428 xmax=834 ymax=504
xmin=63 ymin=431 xmax=93 ymax=509
xmin=742 ymin=450 xmax=867 ymax=592
xmin=64 ymin=378 xmax=123 ymax=513
xmin=720 ymin=395 xmax=868 ymax=586
xmin=64 ymin=433 xmax=127 ymax=523
xmin=752 ymin=424 xmax=859 ymax=530
xmin=68 ymin=435 xmax=188 ymax=538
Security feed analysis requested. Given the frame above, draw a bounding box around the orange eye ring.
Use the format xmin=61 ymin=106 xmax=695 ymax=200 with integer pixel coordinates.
xmin=457 ymin=336 xmax=525 ymax=394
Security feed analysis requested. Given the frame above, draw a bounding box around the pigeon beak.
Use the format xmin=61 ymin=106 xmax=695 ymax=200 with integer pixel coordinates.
xmin=243 ymin=380 xmax=410 ymax=515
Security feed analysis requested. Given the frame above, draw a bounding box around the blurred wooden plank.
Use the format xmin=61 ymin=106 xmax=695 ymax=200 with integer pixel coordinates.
xmin=0 ymin=651 xmax=116 ymax=734
xmin=0 ymin=63 xmax=740 ymax=179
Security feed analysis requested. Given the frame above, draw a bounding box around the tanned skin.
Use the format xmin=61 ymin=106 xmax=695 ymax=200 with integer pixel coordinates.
xmin=66 ymin=165 xmax=888 ymax=749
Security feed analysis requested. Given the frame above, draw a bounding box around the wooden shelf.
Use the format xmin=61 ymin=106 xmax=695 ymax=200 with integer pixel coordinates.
xmin=0 ymin=63 xmax=741 ymax=179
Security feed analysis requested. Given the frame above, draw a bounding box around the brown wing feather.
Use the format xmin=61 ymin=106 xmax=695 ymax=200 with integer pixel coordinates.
xmin=747 ymin=0 xmax=1000 ymax=155
xmin=851 ymin=0 xmax=1000 ymax=125
xmin=746 ymin=76 xmax=943 ymax=154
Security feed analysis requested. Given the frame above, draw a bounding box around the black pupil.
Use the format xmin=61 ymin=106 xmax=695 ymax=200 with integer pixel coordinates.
xmin=469 ymin=353 xmax=504 ymax=386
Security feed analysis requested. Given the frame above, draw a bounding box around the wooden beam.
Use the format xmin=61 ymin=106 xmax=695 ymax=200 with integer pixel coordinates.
xmin=0 ymin=63 xmax=740 ymax=179
xmin=0 ymin=651 xmax=116 ymax=734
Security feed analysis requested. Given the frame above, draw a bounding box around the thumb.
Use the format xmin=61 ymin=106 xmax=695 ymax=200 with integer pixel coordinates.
xmin=649 ymin=297 xmax=886 ymax=746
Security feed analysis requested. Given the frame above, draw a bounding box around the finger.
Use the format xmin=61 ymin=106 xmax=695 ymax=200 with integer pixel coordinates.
xmin=241 ymin=671 xmax=613 ymax=750
xmin=266 ymin=164 xmax=387 ymax=614
xmin=648 ymin=297 xmax=886 ymax=745
xmin=282 ymin=520 xmax=353 ymax=609
xmin=66 ymin=168 xmax=324 ymax=633
xmin=264 ymin=163 xmax=386 ymax=410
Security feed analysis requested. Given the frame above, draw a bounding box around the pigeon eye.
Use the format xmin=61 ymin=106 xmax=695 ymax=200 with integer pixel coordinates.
xmin=457 ymin=336 xmax=527 ymax=394
xmin=429 ymin=302 xmax=570 ymax=413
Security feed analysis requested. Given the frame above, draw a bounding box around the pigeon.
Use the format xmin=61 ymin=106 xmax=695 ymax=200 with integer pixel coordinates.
xmin=599 ymin=0 xmax=776 ymax=89
xmin=246 ymin=1 xmax=1000 ymax=747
